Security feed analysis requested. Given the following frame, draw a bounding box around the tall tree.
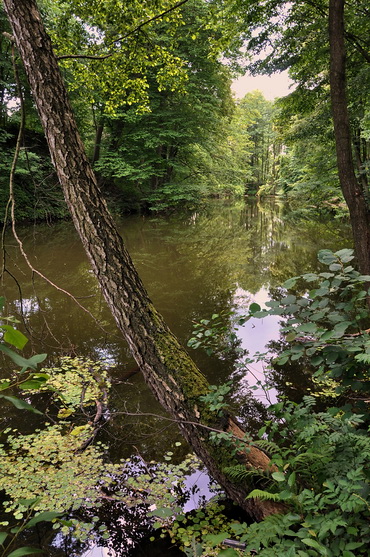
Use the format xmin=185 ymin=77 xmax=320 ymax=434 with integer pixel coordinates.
xmin=93 ymin=1 xmax=238 ymax=211
xmin=228 ymin=0 xmax=370 ymax=273
xmin=329 ymin=0 xmax=370 ymax=275
xmin=2 ymin=0 xmax=283 ymax=520
xmin=237 ymin=91 xmax=278 ymax=193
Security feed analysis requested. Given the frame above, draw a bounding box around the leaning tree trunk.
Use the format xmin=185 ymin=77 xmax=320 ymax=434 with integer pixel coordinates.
xmin=2 ymin=0 xmax=285 ymax=521
xmin=329 ymin=0 xmax=370 ymax=276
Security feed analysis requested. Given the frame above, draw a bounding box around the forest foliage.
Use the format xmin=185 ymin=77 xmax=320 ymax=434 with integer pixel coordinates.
xmin=1 ymin=0 xmax=370 ymax=556
xmin=2 ymin=0 xmax=366 ymax=219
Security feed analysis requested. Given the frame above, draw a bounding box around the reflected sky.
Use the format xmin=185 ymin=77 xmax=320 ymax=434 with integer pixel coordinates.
xmin=0 ymin=199 xmax=352 ymax=556
xmin=0 ymin=198 xmax=351 ymax=459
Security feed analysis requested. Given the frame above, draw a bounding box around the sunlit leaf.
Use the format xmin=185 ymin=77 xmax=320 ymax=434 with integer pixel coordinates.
xmin=1 ymin=325 xmax=28 ymax=349
xmin=272 ymin=472 xmax=285 ymax=482
xmin=0 ymin=380 xmax=11 ymax=391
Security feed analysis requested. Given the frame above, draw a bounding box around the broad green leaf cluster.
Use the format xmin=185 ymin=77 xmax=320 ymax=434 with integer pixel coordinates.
xmin=184 ymin=249 xmax=370 ymax=555
xmin=249 ymin=248 xmax=370 ymax=409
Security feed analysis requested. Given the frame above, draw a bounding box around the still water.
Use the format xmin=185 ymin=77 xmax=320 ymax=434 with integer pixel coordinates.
xmin=1 ymin=199 xmax=351 ymax=454
xmin=0 ymin=198 xmax=351 ymax=554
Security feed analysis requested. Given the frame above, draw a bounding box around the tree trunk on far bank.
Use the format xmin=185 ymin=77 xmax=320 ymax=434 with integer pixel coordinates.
xmin=92 ymin=121 xmax=104 ymax=165
xmin=329 ymin=0 xmax=370 ymax=276
xmin=3 ymin=0 xmax=285 ymax=521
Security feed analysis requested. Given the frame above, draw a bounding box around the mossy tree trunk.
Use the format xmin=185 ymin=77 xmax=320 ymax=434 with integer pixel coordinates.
xmin=3 ymin=0 xmax=285 ymax=521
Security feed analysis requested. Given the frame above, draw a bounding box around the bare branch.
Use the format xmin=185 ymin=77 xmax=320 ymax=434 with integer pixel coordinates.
xmin=58 ymin=53 xmax=112 ymax=61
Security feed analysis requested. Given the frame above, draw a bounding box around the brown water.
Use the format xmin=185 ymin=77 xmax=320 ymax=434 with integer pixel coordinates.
xmin=1 ymin=198 xmax=351 ymax=457
xmin=0 ymin=198 xmax=352 ymax=556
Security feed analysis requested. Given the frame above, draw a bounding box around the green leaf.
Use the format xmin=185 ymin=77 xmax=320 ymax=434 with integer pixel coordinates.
xmin=148 ymin=507 xmax=173 ymax=518
xmin=276 ymin=355 xmax=289 ymax=366
xmin=249 ymin=303 xmax=261 ymax=313
xmin=320 ymin=330 xmax=333 ymax=341
xmin=24 ymin=512 xmax=63 ymax=529
xmin=288 ymin=471 xmax=296 ymax=487
xmin=7 ymin=548 xmax=43 ymax=557
xmin=217 ymin=550 xmax=240 ymax=557
xmin=344 ymin=542 xmax=364 ymax=550
xmin=272 ymin=471 xmax=285 ymax=482
xmin=302 ymin=538 xmax=327 ymax=554
xmin=329 ymin=263 xmax=342 ymax=271
xmin=1 ymin=325 xmax=28 ymax=349
xmin=0 ymin=395 xmax=43 ymax=414
xmin=283 ymin=277 xmax=299 ymax=289
xmin=265 ymin=300 xmax=281 ymax=308
xmin=252 ymin=310 xmax=269 ymax=318
xmin=27 ymin=353 xmax=47 ymax=368
xmin=18 ymin=498 xmax=40 ymax=508
xmin=0 ymin=344 xmax=35 ymax=369
xmin=297 ymin=322 xmax=317 ymax=334
xmin=319 ymin=272 xmax=334 ymax=279
xmin=278 ymin=489 xmax=293 ymax=500
xmin=0 ymin=532 xmax=8 ymax=545
xmin=302 ymin=273 xmax=319 ymax=282
xmin=335 ymin=248 xmax=354 ymax=260
xmin=333 ymin=321 xmax=352 ymax=333
xmin=318 ymin=250 xmax=337 ymax=265
xmin=281 ymin=294 xmax=296 ymax=305
xmin=311 ymin=287 xmax=330 ymax=297
xmin=20 ymin=378 xmax=47 ymax=390
xmin=285 ymin=332 xmax=297 ymax=342
xmin=205 ymin=532 xmax=229 ymax=546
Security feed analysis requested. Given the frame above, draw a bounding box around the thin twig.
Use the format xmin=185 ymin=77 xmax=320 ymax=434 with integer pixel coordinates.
xmin=3 ymin=42 xmax=111 ymax=336
xmin=114 ymin=410 xmax=258 ymax=447
xmin=57 ymin=0 xmax=190 ymax=61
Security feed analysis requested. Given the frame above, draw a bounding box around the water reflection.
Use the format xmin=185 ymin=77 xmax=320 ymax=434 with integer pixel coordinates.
xmin=0 ymin=198 xmax=352 ymax=555
xmin=1 ymin=198 xmax=351 ymax=459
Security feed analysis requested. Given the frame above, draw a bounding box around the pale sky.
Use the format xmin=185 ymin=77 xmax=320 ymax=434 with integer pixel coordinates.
xmin=232 ymin=70 xmax=295 ymax=101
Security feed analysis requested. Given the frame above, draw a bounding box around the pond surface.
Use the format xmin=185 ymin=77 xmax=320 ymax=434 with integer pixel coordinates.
xmin=0 ymin=198 xmax=351 ymax=555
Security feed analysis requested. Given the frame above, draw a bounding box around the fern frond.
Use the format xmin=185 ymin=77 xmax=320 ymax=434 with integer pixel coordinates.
xmin=253 ymin=439 xmax=280 ymax=454
xmin=246 ymin=489 xmax=281 ymax=501
xmin=302 ymin=395 xmax=317 ymax=407
xmin=292 ymin=452 xmax=322 ymax=467
xmin=224 ymin=465 xmax=273 ymax=484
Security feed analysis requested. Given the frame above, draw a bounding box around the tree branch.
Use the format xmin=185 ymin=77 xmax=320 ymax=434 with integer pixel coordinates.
xmin=57 ymin=0 xmax=190 ymax=61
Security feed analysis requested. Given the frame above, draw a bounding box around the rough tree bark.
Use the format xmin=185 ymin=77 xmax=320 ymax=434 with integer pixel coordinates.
xmin=329 ymin=0 xmax=370 ymax=276
xmin=2 ymin=0 xmax=285 ymax=520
